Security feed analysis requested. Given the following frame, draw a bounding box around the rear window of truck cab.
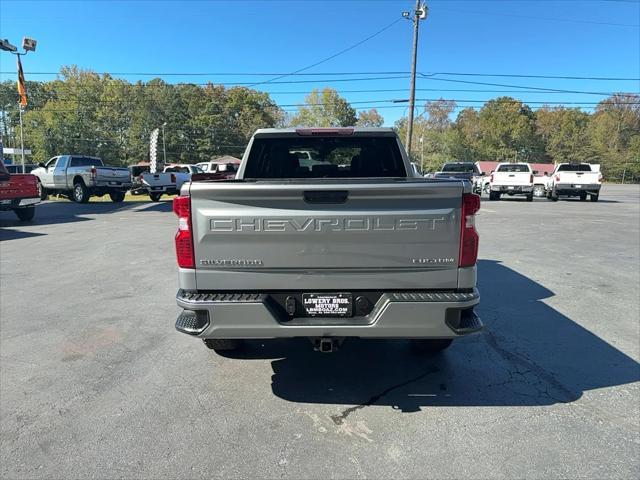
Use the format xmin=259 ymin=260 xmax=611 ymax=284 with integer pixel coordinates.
xmin=557 ymin=164 xmax=592 ymax=172
xmin=69 ymin=156 xmax=103 ymax=167
xmin=442 ymin=163 xmax=479 ymax=174
xmin=497 ymin=164 xmax=530 ymax=173
xmin=243 ymin=136 xmax=406 ymax=179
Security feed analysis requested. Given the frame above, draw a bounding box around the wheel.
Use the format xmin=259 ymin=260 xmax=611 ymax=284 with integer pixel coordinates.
xmin=38 ymin=181 xmax=48 ymax=201
xmin=73 ymin=181 xmax=90 ymax=203
xmin=483 ymin=183 xmax=490 ymax=194
xmin=590 ymin=193 xmax=599 ymax=202
xmin=549 ymin=188 xmax=559 ymax=202
xmin=526 ymin=193 xmax=533 ymax=202
xmin=14 ymin=206 xmax=35 ymax=222
xmin=109 ymin=191 xmax=125 ymax=203
xmin=203 ymin=339 xmax=241 ymax=352
xmin=579 ymin=193 xmax=587 ymax=201
xmin=533 ymin=185 xmax=545 ymax=197
xmin=410 ymin=339 xmax=453 ymax=354
xmin=489 ymin=191 xmax=500 ymax=201
xmin=149 ymin=193 xmax=162 ymax=202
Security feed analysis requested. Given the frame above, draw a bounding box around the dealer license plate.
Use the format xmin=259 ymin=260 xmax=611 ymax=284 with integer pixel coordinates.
xmin=303 ymin=293 xmax=353 ymax=317
xmin=575 ymin=184 xmax=582 ymax=188
xmin=109 ymin=181 xmax=119 ymax=186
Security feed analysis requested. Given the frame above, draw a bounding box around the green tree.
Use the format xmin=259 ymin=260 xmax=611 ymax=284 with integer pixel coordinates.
xmin=476 ymin=97 xmax=544 ymax=162
xmin=290 ymin=88 xmax=357 ymax=127
xmin=356 ymin=108 xmax=384 ymax=127
xmin=587 ymin=93 xmax=640 ymax=181
xmin=535 ymin=107 xmax=593 ymax=163
xmin=451 ymin=107 xmax=482 ymax=161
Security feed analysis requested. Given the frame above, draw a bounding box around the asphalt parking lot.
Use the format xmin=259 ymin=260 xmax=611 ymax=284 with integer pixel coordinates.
xmin=1 ymin=184 xmax=639 ymax=479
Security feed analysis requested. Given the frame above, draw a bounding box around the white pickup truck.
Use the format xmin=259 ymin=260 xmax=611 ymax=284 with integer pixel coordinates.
xmin=546 ymin=163 xmax=602 ymax=202
xmin=489 ymin=163 xmax=534 ymax=201
xmin=138 ymin=164 xmax=203 ymax=201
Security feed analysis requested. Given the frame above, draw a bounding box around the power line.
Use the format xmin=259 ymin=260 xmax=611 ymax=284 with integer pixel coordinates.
xmin=426 ymin=72 xmax=640 ymax=81
xmin=6 ymin=70 xmax=639 ymax=81
xmin=438 ymin=7 xmax=640 ymax=27
xmin=418 ymin=73 xmax=640 ymax=95
xmin=248 ymin=17 xmax=404 ymax=87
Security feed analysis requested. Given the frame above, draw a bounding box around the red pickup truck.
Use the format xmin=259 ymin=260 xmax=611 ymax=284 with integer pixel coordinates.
xmin=0 ymin=162 xmax=40 ymax=221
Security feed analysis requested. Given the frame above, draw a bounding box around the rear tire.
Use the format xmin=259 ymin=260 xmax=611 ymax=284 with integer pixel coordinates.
xmin=579 ymin=193 xmax=587 ymax=201
xmin=411 ymin=339 xmax=453 ymax=354
xmin=203 ymin=339 xmax=241 ymax=352
xmin=73 ymin=181 xmax=90 ymax=203
xmin=38 ymin=181 xmax=48 ymax=201
xmin=109 ymin=191 xmax=125 ymax=203
xmin=526 ymin=193 xmax=533 ymax=202
xmin=149 ymin=192 xmax=162 ymax=202
xmin=489 ymin=191 xmax=500 ymax=201
xmin=549 ymin=188 xmax=559 ymax=202
xmin=590 ymin=193 xmax=599 ymax=202
xmin=14 ymin=206 xmax=35 ymax=222
xmin=533 ymin=185 xmax=545 ymax=197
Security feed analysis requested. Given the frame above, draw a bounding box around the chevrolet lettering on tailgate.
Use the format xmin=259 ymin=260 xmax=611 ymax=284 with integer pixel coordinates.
xmin=210 ymin=216 xmax=449 ymax=233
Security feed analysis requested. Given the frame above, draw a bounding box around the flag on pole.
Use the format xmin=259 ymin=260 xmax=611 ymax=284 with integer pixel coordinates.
xmin=149 ymin=128 xmax=160 ymax=173
xmin=17 ymin=56 xmax=27 ymax=107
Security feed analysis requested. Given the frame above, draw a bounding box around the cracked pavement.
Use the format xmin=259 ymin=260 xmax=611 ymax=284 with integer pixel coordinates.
xmin=1 ymin=185 xmax=639 ymax=479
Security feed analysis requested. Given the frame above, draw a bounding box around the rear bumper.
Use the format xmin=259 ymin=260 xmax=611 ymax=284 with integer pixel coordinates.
xmin=555 ymin=183 xmax=601 ymax=194
xmin=0 ymin=196 xmax=39 ymax=210
xmin=138 ymin=185 xmax=177 ymax=194
xmin=93 ymin=181 xmax=133 ymax=191
xmin=175 ymin=289 xmax=482 ymax=339
xmin=490 ymin=184 xmax=533 ymax=194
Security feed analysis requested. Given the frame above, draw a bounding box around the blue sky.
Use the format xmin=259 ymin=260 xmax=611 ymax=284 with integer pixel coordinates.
xmin=1 ymin=0 xmax=639 ymax=126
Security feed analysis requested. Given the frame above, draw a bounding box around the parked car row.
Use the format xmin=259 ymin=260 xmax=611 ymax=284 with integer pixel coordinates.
xmin=427 ymin=161 xmax=602 ymax=202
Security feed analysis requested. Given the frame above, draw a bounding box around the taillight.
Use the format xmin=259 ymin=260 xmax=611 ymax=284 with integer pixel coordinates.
xmin=598 ymin=173 xmax=603 ymax=182
xmin=489 ymin=174 xmax=494 ymax=183
xmin=459 ymin=193 xmax=480 ymax=268
xmin=530 ymin=174 xmax=534 ymax=183
xmin=173 ymin=195 xmax=194 ymax=269
xmin=140 ymin=174 xmax=144 ymax=181
xmin=555 ymin=175 xmax=560 ymax=182
xmin=170 ymin=173 xmax=176 ymax=184
xmin=90 ymin=167 xmax=97 ymax=179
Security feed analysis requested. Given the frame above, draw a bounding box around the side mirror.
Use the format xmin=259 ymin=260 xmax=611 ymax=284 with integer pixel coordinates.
xmin=533 ymin=170 xmax=538 ymax=175
xmin=38 ymin=162 xmax=45 ymax=168
xmin=544 ymin=172 xmax=549 ymax=176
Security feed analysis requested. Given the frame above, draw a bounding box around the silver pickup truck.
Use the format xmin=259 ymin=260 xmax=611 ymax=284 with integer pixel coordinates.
xmin=173 ymin=128 xmax=482 ymax=354
xmin=31 ymin=155 xmax=132 ymax=203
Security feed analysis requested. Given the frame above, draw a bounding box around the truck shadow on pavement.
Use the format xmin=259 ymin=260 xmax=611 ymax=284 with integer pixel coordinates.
xmin=225 ymin=260 xmax=639 ymax=410
xmin=0 ymin=200 xmax=166 ymax=241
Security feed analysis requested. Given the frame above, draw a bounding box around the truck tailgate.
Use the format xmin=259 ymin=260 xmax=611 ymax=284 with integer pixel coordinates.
xmin=558 ymin=172 xmax=599 ymax=184
xmin=96 ymin=167 xmax=131 ymax=183
xmin=189 ymin=181 xmax=463 ymax=290
xmin=493 ymin=172 xmax=531 ymax=185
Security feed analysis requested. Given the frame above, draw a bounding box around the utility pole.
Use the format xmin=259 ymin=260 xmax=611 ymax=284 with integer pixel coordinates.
xmin=403 ymin=1 xmax=427 ymax=156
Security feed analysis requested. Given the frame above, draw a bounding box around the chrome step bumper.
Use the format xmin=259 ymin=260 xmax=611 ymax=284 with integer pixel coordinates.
xmin=175 ymin=289 xmax=482 ymax=339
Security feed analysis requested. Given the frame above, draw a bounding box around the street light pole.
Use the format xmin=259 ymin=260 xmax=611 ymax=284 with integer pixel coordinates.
xmin=404 ymin=1 xmax=427 ymax=156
